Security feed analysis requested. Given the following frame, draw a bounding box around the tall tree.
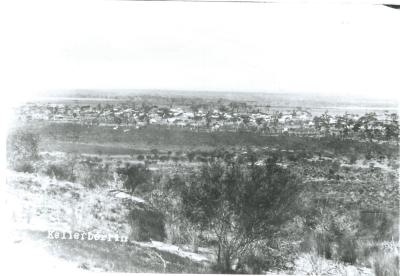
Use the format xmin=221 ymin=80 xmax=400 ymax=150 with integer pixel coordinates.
xmin=181 ymin=159 xmax=302 ymax=272
xmin=356 ymin=112 xmax=378 ymax=142
xmin=384 ymin=112 xmax=399 ymax=142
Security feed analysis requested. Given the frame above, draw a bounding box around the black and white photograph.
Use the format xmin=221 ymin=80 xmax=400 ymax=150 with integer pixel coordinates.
xmin=1 ymin=0 xmax=399 ymax=275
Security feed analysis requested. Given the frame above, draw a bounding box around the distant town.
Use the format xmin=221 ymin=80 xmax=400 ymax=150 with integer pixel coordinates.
xmin=14 ymin=98 xmax=399 ymax=141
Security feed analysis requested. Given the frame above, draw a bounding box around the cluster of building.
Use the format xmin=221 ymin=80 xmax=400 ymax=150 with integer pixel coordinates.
xmin=14 ymin=102 xmax=316 ymax=132
xmin=14 ymin=102 xmax=397 ymax=138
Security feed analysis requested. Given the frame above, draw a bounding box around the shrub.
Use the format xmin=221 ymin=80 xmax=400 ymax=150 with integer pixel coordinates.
xmin=75 ymin=158 xmax=111 ymax=188
xmin=164 ymin=223 xmax=191 ymax=245
xmin=117 ymin=163 xmax=152 ymax=194
xmin=171 ymin=156 xmax=180 ymax=163
xmin=315 ymin=232 xmax=334 ymax=260
xmin=349 ymin=153 xmax=358 ymax=164
xmin=236 ymin=239 xmax=298 ymax=274
xmin=7 ymin=130 xmax=40 ymax=171
xmin=373 ymin=253 xmax=399 ymax=276
xmin=148 ymin=177 xmax=191 ymax=245
xmin=187 ymin=151 xmax=196 ymax=162
xmin=195 ymin=155 xmax=207 ymax=162
xmin=181 ymin=159 xmax=302 ymax=272
xmin=159 ymin=155 xmax=169 ymax=162
xmin=128 ymin=205 xmax=166 ymax=242
xmin=359 ymin=210 xmax=399 ymax=241
xmin=14 ymin=161 xmax=35 ymax=173
xmin=337 ymin=237 xmax=358 ymax=264
xmin=45 ymin=163 xmax=75 ymax=181
xmin=137 ymin=154 xmax=145 ymax=161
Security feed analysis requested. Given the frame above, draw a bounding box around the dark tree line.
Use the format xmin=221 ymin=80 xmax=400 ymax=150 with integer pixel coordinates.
xmin=313 ymin=112 xmax=399 ymax=142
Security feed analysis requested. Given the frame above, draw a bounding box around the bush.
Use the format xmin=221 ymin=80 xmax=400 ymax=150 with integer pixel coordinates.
xmin=187 ymin=151 xmax=196 ymax=162
xmin=75 ymin=159 xmax=111 ymax=188
xmin=7 ymin=130 xmax=40 ymax=171
xmin=148 ymin=176 xmax=191 ymax=245
xmin=315 ymin=232 xmax=334 ymax=260
xmin=181 ymin=159 xmax=302 ymax=272
xmin=195 ymin=155 xmax=207 ymax=162
xmin=45 ymin=163 xmax=75 ymax=181
xmin=359 ymin=210 xmax=399 ymax=241
xmin=128 ymin=205 xmax=166 ymax=242
xmin=337 ymin=237 xmax=358 ymax=264
xmin=236 ymin=239 xmax=298 ymax=274
xmin=14 ymin=162 xmax=35 ymax=173
xmin=137 ymin=154 xmax=145 ymax=161
xmin=159 ymin=155 xmax=169 ymax=162
xmin=302 ymin=220 xmax=360 ymax=264
xmin=349 ymin=153 xmax=358 ymax=164
xmin=117 ymin=163 xmax=152 ymax=194
xmin=164 ymin=223 xmax=191 ymax=245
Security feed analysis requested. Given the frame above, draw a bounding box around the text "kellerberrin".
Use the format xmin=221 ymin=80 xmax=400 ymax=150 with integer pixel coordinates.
xmin=48 ymin=231 xmax=128 ymax=242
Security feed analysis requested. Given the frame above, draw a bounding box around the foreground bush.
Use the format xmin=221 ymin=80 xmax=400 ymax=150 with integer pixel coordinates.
xmin=75 ymin=158 xmax=112 ymax=188
xmin=45 ymin=163 xmax=76 ymax=182
xmin=128 ymin=204 xmax=166 ymax=242
xmin=181 ymin=158 xmax=303 ymax=273
xmin=7 ymin=130 xmax=40 ymax=171
xmin=337 ymin=237 xmax=358 ymax=264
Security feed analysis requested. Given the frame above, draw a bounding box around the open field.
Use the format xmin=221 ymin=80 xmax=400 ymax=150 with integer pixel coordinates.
xmin=11 ymin=122 xmax=399 ymax=157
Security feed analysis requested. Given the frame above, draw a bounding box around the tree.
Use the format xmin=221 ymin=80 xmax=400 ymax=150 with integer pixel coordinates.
xmin=335 ymin=113 xmax=354 ymax=139
xmin=313 ymin=116 xmax=322 ymax=131
xmin=241 ymin=115 xmax=251 ymax=127
xmin=255 ymin=117 xmax=264 ymax=127
xmin=271 ymin=111 xmax=282 ymax=132
xmin=193 ymin=115 xmax=203 ymax=132
xmin=205 ymin=111 xmax=212 ymax=128
xmin=180 ymin=159 xmax=302 ymax=272
xmin=218 ymin=105 xmax=229 ymax=113
xmin=159 ymin=107 xmax=172 ymax=118
xmin=356 ymin=112 xmax=378 ymax=142
xmin=320 ymin=111 xmax=332 ymax=135
xmin=189 ymin=104 xmax=200 ymax=116
xmin=384 ymin=112 xmax=399 ymax=142
xmin=141 ymin=102 xmax=152 ymax=113
xmin=229 ymin=102 xmax=240 ymax=113
xmin=239 ymin=102 xmax=249 ymax=113
xmin=150 ymin=149 xmax=159 ymax=159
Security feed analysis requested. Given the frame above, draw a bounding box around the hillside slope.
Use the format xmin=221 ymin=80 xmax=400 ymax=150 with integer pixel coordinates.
xmin=2 ymin=170 xmax=210 ymax=273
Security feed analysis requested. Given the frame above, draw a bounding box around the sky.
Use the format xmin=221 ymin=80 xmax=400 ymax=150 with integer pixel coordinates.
xmin=1 ymin=0 xmax=400 ymax=102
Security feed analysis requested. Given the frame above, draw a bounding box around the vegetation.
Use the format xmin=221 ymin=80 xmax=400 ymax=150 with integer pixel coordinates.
xmin=117 ymin=164 xmax=152 ymax=194
xmin=180 ymin=158 xmax=302 ymax=272
xmin=6 ymin=97 xmax=399 ymax=274
xmin=128 ymin=205 xmax=166 ymax=242
xmin=19 ymin=122 xmax=399 ymax=161
xmin=7 ymin=130 xmax=40 ymax=172
xmin=23 ymin=230 xmax=206 ymax=273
